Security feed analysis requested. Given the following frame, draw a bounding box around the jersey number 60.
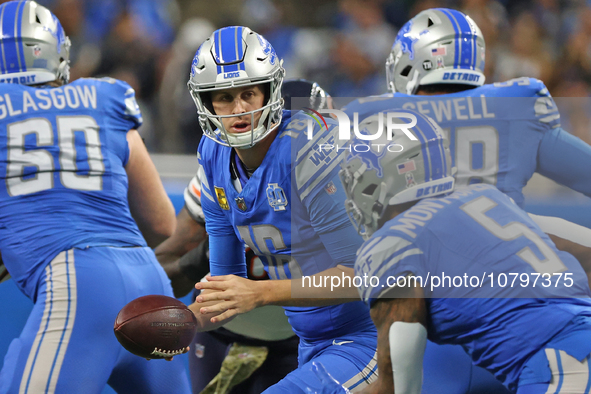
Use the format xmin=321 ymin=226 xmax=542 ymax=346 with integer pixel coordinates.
xmin=6 ymin=116 xmax=104 ymax=196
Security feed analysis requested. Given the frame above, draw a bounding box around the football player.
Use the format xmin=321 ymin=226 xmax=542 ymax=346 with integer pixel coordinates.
xmin=155 ymin=78 xmax=332 ymax=394
xmin=0 ymin=2 xmax=190 ymax=393
xmin=186 ymin=27 xmax=378 ymax=392
xmin=339 ymin=10 xmax=591 ymax=392
xmin=327 ymin=110 xmax=591 ymax=393
xmin=342 ymin=8 xmax=591 ymax=260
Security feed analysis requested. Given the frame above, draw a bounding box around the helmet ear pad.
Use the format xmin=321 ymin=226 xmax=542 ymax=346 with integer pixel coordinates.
xmin=263 ymin=83 xmax=270 ymax=106
xmin=200 ymin=92 xmax=219 ymax=133
xmin=202 ymin=92 xmax=214 ymax=114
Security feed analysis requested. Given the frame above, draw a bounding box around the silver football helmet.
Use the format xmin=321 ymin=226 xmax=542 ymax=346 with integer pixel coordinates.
xmin=339 ymin=109 xmax=455 ymax=239
xmin=187 ymin=26 xmax=285 ymax=149
xmin=0 ymin=1 xmax=70 ymax=85
xmin=386 ymin=8 xmax=485 ymax=95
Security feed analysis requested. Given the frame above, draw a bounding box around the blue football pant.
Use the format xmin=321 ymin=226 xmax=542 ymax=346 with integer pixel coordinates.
xmin=264 ymin=329 xmax=378 ymax=393
xmin=422 ymin=342 xmax=510 ymax=394
xmin=517 ymin=351 xmax=591 ymax=394
xmin=302 ymin=340 xmax=509 ymax=394
xmin=0 ymin=247 xmax=191 ymax=394
xmin=517 ymin=316 xmax=591 ymax=394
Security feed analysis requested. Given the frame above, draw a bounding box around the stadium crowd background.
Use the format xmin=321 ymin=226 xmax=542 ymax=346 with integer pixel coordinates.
xmin=28 ymin=0 xmax=591 ymax=154
xmin=2 ymin=1 xmax=591 ymax=393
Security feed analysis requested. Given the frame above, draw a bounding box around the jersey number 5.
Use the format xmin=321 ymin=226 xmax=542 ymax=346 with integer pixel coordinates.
xmin=6 ymin=116 xmax=104 ymax=196
xmin=461 ymin=195 xmax=566 ymax=274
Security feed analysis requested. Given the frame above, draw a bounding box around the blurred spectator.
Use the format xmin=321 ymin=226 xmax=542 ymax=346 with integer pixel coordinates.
xmin=553 ymin=93 xmax=591 ymax=146
xmin=493 ymin=10 xmax=554 ymax=85
xmin=562 ymin=4 xmax=591 ymax=86
xmin=29 ymin=0 xmax=591 ymax=151
xmin=530 ymin=0 xmax=561 ymax=55
xmin=459 ymin=0 xmax=509 ymax=84
xmin=158 ymin=18 xmax=215 ymax=154
xmin=328 ymin=0 xmax=395 ymax=97
xmin=329 ymin=34 xmax=384 ymax=97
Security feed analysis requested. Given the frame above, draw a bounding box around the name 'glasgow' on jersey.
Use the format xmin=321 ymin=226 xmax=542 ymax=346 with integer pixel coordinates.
xmin=343 ymin=78 xmax=591 ymax=207
xmin=355 ymin=184 xmax=591 ymax=391
xmin=0 ymin=78 xmax=147 ymax=298
xmin=198 ymin=110 xmax=374 ymax=342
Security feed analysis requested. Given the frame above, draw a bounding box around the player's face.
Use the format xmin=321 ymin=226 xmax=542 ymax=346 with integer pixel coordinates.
xmin=211 ymin=85 xmax=265 ymax=134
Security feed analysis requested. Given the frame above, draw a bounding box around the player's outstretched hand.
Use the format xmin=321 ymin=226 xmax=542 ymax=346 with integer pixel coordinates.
xmin=194 ymin=275 xmax=263 ymax=323
xmin=305 ymin=361 xmax=351 ymax=394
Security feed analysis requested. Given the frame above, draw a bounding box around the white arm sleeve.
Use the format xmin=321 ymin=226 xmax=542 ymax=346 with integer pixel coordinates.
xmin=529 ymin=214 xmax=591 ymax=248
xmin=389 ymin=322 xmax=427 ymax=394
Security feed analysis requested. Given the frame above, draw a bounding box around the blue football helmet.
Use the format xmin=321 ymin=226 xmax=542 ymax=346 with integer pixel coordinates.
xmin=187 ymin=26 xmax=285 ymax=149
xmin=339 ymin=109 xmax=455 ymax=239
xmin=0 ymin=1 xmax=70 ymax=85
xmin=386 ymin=8 xmax=485 ymax=94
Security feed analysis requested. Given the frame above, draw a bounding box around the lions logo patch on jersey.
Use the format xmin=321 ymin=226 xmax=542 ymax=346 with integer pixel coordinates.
xmin=266 ymin=183 xmax=288 ymax=211
xmin=214 ymin=186 xmax=230 ymax=210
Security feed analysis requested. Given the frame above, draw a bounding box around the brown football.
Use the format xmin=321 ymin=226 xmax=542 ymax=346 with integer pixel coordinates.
xmin=114 ymin=295 xmax=197 ymax=359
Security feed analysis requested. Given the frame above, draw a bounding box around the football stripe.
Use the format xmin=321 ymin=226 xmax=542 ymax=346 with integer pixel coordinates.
xmin=20 ymin=250 xmax=77 ymax=394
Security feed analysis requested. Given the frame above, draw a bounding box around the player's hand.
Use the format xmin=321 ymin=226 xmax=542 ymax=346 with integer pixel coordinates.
xmin=305 ymin=361 xmax=350 ymax=394
xmin=145 ymin=346 xmax=190 ymax=361
xmin=194 ymin=275 xmax=262 ymax=323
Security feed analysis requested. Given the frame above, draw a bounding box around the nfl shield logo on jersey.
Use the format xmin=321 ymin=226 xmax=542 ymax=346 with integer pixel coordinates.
xmin=324 ymin=181 xmax=337 ymax=195
xmin=266 ymin=183 xmax=288 ymax=211
xmin=235 ymin=197 xmax=248 ymax=211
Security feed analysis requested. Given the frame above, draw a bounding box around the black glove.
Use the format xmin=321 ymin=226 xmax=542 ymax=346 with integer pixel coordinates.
xmin=178 ymin=238 xmax=210 ymax=283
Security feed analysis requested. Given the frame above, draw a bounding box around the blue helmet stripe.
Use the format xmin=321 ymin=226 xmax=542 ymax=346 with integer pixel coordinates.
xmin=437 ymin=9 xmax=459 ymax=69
xmin=416 ymin=113 xmax=446 ymax=181
xmin=16 ymin=0 xmax=25 ymax=72
xmin=223 ymin=63 xmax=239 ymax=72
xmin=0 ymin=4 xmax=6 ymax=73
xmin=449 ymin=9 xmax=475 ymax=70
xmin=215 ymin=29 xmax=222 ymax=74
xmin=439 ymin=8 xmax=473 ymax=70
xmin=216 ymin=27 xmax=247 ymax=74
xmin=447 ymin=9 xmax=475 ymax=70
xmin=440 ymin=135 xmax=447 ymax=176
xmin=234 ymin=27 xmax=242 ymax=59
xmin=237 ymin=26 xmax=245 ymax=71
xmin=1 ymin=2 xmax=21 ymax=73
xmin=220 ymin=27 xmax=240 ymax=63
xmin=411 ymin=116 xmax=431 ymax=182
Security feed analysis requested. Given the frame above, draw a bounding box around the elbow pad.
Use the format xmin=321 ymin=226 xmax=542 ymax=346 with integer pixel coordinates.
xmin=389 ymin=321 xmax=427 ymax=394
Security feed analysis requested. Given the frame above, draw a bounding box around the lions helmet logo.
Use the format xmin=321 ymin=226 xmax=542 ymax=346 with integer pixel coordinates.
xmin=394 ymin=20 xmax=419 ymax=60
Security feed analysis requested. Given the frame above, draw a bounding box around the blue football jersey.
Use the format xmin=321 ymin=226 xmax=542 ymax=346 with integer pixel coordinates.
xmin=0 ymin=78 xmax=147 ymax=298
xmin=343 ymin=78 xmax=591 ymax=207
xmin=198 ymin=110 xmax=374 ymax=342
xmin=355 ymin=183 xmax=591 ymax=391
